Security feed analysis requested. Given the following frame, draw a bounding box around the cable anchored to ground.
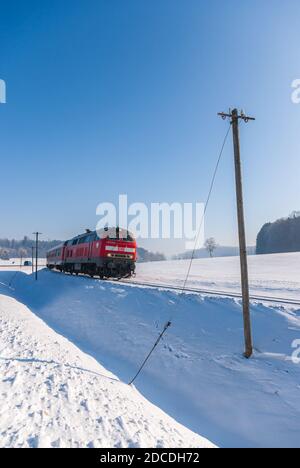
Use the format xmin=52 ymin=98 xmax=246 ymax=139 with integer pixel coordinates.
xmin=128 ymin=320 xmax=172 ymax=385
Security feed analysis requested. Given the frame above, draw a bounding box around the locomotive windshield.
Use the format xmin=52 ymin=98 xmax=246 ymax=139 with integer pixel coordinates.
xmin=96 ymin=227 xmax=134 ymax=242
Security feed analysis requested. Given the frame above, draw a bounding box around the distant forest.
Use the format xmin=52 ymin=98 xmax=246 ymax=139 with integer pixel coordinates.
xmin=0 ymin=236 xmax=165 ymax=263
xmin=256 ymin=212 xmax=300 ymax=254
xmin=0 ymin=237 xmax=61 ymax=259
xmin=173 ymin=246 xmax=256 ymax=260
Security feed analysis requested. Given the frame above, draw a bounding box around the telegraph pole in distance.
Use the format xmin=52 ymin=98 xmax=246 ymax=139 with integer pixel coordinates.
xmin=33 ymin=232 xmax=42 ymax=281
xmin=218 ymin=109 xmax=255 ymax=358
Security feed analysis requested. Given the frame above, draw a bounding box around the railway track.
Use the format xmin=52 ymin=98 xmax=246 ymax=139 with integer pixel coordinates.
xmin=110 ymin=278 xmax=300 ymax=307
xmin=0 ymin=265 xmax=46 ymax=269
xmin=2 ymin=266 xmax=299 ymax=307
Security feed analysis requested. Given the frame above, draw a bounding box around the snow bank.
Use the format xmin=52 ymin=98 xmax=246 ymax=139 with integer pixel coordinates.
xmin=0 ymin=268 xmax=299 ymax=447
xmin=0 ymin=292 xmax=214 ymax=448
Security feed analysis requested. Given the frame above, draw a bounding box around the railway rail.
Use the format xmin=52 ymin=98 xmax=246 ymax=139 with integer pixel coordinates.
xmin=110 ymin=278 xmax=300 ymax=307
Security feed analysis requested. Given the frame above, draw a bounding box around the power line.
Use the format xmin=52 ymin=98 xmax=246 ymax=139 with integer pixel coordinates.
xmin=178 ymin=124 xmax=231 ymax=297
xmin=128 ymin=124 xmax=231 ymax=385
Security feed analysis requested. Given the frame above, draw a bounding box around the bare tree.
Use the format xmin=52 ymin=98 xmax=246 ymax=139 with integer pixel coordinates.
xmin=204 ymin=237 xmax=217 ymax=258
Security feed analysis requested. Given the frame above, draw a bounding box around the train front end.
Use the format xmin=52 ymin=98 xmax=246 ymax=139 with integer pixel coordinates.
xmin=98 ymin=227 xmax=137 ymax=278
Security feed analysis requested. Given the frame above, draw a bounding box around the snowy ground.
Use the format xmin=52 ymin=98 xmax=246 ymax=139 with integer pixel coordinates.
xmin=0 ymin=258 xmax=46 ymax=267
xmin=0 ymin=292 xmax=213 ymax=448
xmin=2 ymin=252 xmax=300 ymax=302
xmin=0 ymin=259 xmax=299 ymax=448
xmin=136 ymin=252 xmax=300 ymax=301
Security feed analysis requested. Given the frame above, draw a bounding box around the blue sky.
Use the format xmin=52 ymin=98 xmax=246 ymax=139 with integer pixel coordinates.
xmin=0 ymin=0 xmax=299 ymax=254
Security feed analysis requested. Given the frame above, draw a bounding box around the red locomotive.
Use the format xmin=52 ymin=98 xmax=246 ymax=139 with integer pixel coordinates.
xmin=46 ymin=227 xmax=137 ymax=278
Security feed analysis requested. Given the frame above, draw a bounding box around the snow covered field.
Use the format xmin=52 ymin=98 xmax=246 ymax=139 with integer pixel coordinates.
xmin=0 ymin=255 xmax=299 ymax=448
xmin=136 ymin=252 xmax=300 ymax=301
xmin=0 ymin=258 xmax=46 ymax=267
xmin=0 ymin=292 xmax=213 ymax=449
xmin=0 ymin=258 xmax=46 ymax=277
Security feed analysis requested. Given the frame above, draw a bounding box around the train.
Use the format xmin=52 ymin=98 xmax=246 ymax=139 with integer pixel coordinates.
xmin=46 ymin=227 xmax=137 ymax=279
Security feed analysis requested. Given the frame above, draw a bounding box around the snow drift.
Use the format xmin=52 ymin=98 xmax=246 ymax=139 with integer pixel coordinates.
xmin=0 ymin=292 xmax=213 ymax=448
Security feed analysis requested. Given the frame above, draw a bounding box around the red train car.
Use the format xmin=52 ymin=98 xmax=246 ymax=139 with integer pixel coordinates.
xmin=46 ymin=227 xmax=137 ymax=278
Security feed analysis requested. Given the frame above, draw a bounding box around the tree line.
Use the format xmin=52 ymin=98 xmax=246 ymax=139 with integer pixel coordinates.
xmin=256 ymin=212 xmax=300 ymax=254
xmin=0 ymin=236 xmax=166 ymax=263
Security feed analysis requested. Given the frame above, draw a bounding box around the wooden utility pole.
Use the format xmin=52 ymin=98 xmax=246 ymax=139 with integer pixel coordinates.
xmin=31 ymin=246 xmax=34 ymax=274
xmin=32 ymin=232 xmax=42 ymax=281
xmin=218 ymin=109 xmax=255 ymax=358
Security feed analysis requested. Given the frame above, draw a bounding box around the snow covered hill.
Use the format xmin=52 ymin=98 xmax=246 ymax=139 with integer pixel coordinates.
xmin=0 ymin=262 xmax=300 ymax=448
xmin=0 ymin=293 xmax=213 ymax=448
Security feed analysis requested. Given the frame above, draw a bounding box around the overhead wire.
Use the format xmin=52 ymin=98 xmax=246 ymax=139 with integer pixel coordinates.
xmin=128 ymin=123 xmax=232 ymax=385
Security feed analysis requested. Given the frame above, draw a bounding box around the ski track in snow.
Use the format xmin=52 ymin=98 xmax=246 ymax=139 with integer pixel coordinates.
xmin=0 ymin=295 xmax=214 ymax=449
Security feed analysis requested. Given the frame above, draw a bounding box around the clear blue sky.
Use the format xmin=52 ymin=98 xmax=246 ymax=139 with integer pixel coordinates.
xmin=0 ymin=0 xmax=299 ymax=254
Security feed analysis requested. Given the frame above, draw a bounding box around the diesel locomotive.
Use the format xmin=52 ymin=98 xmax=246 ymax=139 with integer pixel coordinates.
xmin=46 ymin=227 xmax=137 ymax=278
